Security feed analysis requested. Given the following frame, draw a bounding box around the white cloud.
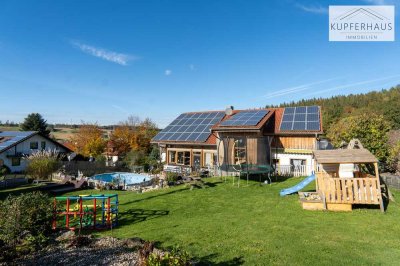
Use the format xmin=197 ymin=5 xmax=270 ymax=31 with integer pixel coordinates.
xmin=165 ymin=69 xmax=172 ymax=76
xmin=304 ymin=74 xmax=400 ymax=97
xmin=297 ymin=4 xmax=328 ymax=14
xmin=70 ymin=40 xmax=136 ymax=66
xmin=261 ymin=78 xmax=338 ymax=100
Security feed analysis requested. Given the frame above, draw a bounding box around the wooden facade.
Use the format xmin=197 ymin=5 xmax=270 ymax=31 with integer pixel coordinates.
xmin=216 ymin=132 xmax=270 ymax=169
xmin=271 ymin=136 xmax=316 ymax=151
xmin=165 ymin=145 xmax=217 ymax=169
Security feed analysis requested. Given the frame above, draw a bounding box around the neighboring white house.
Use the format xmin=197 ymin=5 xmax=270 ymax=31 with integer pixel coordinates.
xmin=0 ymin=131 xmax=71 ymax=173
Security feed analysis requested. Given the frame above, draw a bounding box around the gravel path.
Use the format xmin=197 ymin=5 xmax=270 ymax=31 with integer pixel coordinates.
xmin=6 ymin=236 xmax=144 ymax=266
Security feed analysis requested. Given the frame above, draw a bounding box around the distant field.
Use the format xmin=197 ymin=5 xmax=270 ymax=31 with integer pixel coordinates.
xmin=0 ymin=126 xmax=111 ymax=142
xmin=52 ymin=127 xmax=78 ymax=141
xmin=0 ymin=126 xmax=20 ymax=131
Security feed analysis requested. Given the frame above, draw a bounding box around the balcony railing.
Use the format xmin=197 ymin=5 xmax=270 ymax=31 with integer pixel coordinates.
xmin=274 ymin=165 xmax=315 ymax=177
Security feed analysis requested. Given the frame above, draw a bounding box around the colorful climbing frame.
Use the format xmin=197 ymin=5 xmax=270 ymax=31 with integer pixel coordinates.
xmin=52 ymin=194 xmax=118 ymax=230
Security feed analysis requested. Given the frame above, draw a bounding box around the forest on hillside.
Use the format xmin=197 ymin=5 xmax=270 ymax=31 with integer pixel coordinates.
xmin=266 ymin=85 xmax=400 ymax=132
xmin=267 ymin=86 xmax=400 ymax=170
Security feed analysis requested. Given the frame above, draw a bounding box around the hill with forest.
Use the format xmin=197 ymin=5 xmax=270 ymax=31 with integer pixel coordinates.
xmin=266 ymin=85 xmax=400 ymax=133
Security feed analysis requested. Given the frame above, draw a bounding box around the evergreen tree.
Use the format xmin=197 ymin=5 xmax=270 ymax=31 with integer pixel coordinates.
xmin=21 ymin=113 xmax=50 ymax=136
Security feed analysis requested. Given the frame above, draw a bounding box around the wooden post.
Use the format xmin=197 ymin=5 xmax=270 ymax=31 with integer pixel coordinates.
xmin=52 ymin=198 xmax=57 ymax=229
xmin=374 ymin=162 xmax=385 ymax=213
xmin=66 ymin=198 xmax=70 ymax=229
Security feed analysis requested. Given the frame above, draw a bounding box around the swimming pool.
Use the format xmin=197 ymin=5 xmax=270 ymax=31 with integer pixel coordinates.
xmin=91 ymin=172 xmax=152 ymax=186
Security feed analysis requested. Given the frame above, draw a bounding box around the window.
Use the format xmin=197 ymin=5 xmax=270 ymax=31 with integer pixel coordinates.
xmin=204 ymin=152 xmax=217 ymax=167
xmin=177 ymin=152 xmax=184 ymax=164
xmin=177 ymin=151 xmax=190 ymax=165
xmin=168 ymin=151 xmax=176 ymax=164
xmin=169 ymin=150 xmax=190 ymax=165
xmin=193 ymin=152 xmax=201 ymax=167
xmin=41 ymin=141 xmax=46 ymax=149
xmin=184 ymin=151 xmax=190 ymax=166
xmin=11 ymin=157 xmax=21 ymax=166
xmin=290 ymin=159 xmax=306 ymax=171
xmin=233 ymin=137 xmax=246 ymax=164
xmin=30 ymin=141 xmax=38 ymax=149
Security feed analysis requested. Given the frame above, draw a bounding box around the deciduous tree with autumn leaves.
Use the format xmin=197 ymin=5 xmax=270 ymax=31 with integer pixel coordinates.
xmin=69 ymin=117 xmax=159 ymax=169
xmin=70 ymin=123 xmax=107 ymax=157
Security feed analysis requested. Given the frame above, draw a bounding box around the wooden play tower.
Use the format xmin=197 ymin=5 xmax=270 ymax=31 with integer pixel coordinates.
xmin=313 ymin=148 xmax=385 ymax=212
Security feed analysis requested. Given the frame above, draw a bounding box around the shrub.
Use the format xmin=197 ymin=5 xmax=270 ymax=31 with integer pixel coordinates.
xmin=0 ymin=192 xmax=52 ymax=253
xmin=166 ymin=172 xmax=180 ymax=183
xmin=147 ymin=246 xmax=191 ymax=266
xmin=0 ymin=165 xmax=10 ymax=178
xmin=25 ymin=149 xmax=62 ymax=181
xmin=388 ymin=141 xmax=400 ymax=173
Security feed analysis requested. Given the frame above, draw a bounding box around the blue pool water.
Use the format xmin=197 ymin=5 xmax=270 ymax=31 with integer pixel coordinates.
xmin=92 ymin=172 xmax=151 ymax=185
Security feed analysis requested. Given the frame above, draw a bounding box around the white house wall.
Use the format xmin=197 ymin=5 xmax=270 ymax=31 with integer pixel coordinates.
xmin=272 ymin=152 xmax=315 ymax=176
xmin=0 ymin=134 xmax=68 ymax=173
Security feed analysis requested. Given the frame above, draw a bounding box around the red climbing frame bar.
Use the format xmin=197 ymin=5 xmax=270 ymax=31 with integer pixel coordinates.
xmin=93 ymin=198 xmax=97 ymax=229
xmin=107 ymin=197 xmax=111 ymax=225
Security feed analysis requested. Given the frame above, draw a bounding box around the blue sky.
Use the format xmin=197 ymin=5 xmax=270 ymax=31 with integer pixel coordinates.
xmin=0 ymin=0 xmax=399 ymax=127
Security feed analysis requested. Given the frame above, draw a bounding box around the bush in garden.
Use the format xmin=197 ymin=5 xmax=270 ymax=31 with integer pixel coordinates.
xmin=0 ymin=165 xmax=11 ymax=178
xmin=25 ymin=149 xmax=62 ymax=181
xmin=166 ymin=172 xmax=180 ymax=183
xmin=147 ymin=246 xmax=191 ymax=266
xmin=0 ymin=192 xmax=53 ymax=254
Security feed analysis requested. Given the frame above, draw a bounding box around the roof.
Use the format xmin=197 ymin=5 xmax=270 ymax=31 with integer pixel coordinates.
xmin=0 ymin=131 xmax=37 ymax=153
xmin=151 ymin=111 xmax=225 ymax=145
xmin=0 ymin=131 xmax=72 ymax=153
xmin=313 ymin=149 xmax=378 ymax=164
xmin=274 ymin=107 xmax=324 ymax=135
xmin=212 ymin=109 xmax=274 ymax=131
xmin=152 ymin=105 xmax=323 ymax=145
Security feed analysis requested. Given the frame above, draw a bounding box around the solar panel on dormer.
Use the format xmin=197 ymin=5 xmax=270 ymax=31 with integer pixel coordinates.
xmin=279 ymin=106 xmax=320 ymax=131
xmin=152 ymin=112 xmax=225 ymax=142
xmin=219 ymin=110 xmax=269 ymax=126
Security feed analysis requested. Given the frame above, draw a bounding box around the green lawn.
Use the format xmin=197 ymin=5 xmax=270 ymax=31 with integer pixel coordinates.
xmin=66 ymin=177 xmax=400 ymax=265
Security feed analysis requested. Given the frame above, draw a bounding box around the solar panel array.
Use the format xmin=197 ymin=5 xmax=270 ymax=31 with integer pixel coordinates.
xmin=219 ymin=110 xmax=269 ymax=126
xmin=152 ymin=112 xmax=225 ymax=142
xmin=0 ymin=131 xmax=36 ymax=152
xmin=279 ymin=106 xmax=320 ymax=131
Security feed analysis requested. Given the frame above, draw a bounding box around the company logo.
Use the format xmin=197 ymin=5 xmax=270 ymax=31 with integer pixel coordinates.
xmin=329 ymin=6 xmax=395 ymax=41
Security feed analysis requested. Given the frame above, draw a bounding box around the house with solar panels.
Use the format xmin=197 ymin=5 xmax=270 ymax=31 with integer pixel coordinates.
xmin=151 ymin=106 xmax=323 ymax=177
xmin=0 ymin=131 xmax=71 ymax=173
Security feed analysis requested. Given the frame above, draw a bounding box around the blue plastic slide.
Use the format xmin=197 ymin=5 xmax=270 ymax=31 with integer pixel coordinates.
xmin=279 ymin=174 xmax=316 ymax=196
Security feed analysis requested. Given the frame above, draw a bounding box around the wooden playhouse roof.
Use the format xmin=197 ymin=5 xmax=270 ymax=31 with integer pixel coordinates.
xmin=313 ymin=149 xmax=378 ymax=164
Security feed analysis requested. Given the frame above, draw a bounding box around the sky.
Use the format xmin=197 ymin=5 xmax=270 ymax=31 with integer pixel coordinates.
xmin=0 ymin=0 xmax=400 ymax=128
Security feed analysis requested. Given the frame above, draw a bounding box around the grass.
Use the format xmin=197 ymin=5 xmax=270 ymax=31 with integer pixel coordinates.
xmin=64 ymin=177 xmax=399 ymax=264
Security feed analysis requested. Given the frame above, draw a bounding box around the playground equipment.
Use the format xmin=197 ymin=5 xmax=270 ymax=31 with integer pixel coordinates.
xmin=279 ymin=174 xmax=315 ymax=196
xmin=52 ymin=194 xmax=119 ymax=230
xmin=312 ymin=148 xmax=385 ymax=212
